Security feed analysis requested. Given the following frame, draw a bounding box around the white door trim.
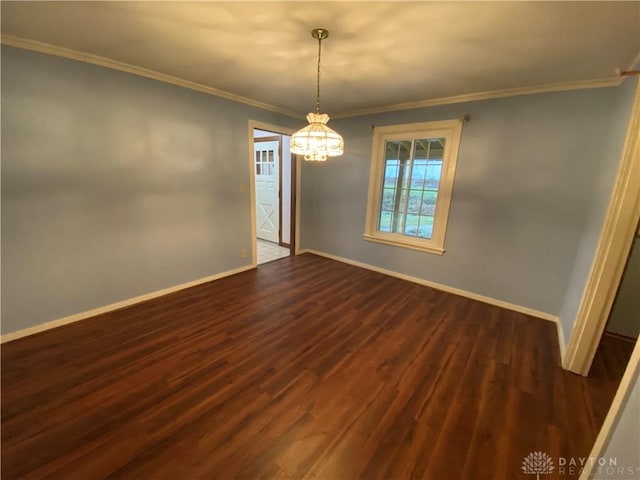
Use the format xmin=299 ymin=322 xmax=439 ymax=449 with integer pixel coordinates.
xmin=578 ymin=338 xmax=640 ymax=479
xmin=565 ymin=80 xmax=640 ymax=475
xmin=248 ymin=120 xmax=301 ymax=267
xmin=564 ymin=80 xmax=640 ymax=375
xmin=254 ymin=138 xmax=281 ymax=243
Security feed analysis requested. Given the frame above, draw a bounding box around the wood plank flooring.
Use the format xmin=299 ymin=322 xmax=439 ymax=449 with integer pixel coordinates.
xmin=1 ymin=254 xmax=627 ymax=479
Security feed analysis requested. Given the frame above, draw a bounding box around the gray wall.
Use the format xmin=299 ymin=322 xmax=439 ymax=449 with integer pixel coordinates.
xmin=607 ymin=236 xmax=640 ymax=339
xmin=300 ymin=82 xmax=635 ymax=331
xmin=1 ymin=46 xmax=298 ymax=335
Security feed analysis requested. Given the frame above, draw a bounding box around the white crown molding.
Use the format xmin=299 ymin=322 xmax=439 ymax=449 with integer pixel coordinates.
xmin=331 ymin=77 xmax=623 ymax=119
xmin=1 ymin=34 xmax=630 ymax=125
xmin=0 ymin=34 xmax=304 ymax=120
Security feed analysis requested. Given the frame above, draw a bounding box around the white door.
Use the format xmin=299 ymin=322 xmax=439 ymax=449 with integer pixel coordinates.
xmin=255 ymin=140 xmax=280 ymax=243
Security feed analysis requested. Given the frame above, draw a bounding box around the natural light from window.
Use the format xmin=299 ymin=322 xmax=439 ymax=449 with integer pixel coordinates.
xmin=364 ymin=119 xmax=463 ymax=254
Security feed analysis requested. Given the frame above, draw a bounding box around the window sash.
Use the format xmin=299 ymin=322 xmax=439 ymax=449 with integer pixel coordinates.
xmin=364 ymin=119 xmax=463 ymax=255
xmin=378 ymin=138 xmax=445 ymax=240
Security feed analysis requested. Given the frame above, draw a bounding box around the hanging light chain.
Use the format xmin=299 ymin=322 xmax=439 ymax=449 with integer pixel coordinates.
xmin=289 ymin=28 xmax=343 ymax=161
xmin=316 ymin=33 xmax=322 ymax=114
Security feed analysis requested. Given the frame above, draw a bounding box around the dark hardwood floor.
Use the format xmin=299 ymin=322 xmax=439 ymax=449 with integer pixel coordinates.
xmin=585 ymin=332 xmax=636 ymax=432
xmin=1 ymin=254 xmax=628 ymax=479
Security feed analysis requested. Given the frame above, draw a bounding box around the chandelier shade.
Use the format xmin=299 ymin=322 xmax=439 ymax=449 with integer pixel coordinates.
xmin=290 ymin=113 xmax=344 ymax=162
xmin=290 ymin=28 xmax=344 ymax=162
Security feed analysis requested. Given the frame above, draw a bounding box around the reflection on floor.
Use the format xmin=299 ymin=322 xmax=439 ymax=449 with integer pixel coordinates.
xmin=1 ymin=254 xmax=628 ymax=479
xmin=591 ymin=332 xmax=636 ymax=382
xmin=257 ymin=239 xmax=289 ymax=265
xmin=587 ymin=332 xmax=636 ymax=428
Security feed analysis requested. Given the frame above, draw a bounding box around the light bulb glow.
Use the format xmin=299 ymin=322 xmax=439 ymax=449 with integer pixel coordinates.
xmin=290 ymin=113 xmax=344 ymax=162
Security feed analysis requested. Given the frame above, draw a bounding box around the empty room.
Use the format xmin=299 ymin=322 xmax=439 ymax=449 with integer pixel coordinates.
xmin=1 ymin=2 xmax=639 ymax=479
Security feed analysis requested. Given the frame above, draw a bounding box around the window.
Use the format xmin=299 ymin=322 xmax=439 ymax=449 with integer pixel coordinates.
xmin=364 ymin=119 xmax=463 ymax=255
xmin=255 ymin=148 xmax=275 ymax=176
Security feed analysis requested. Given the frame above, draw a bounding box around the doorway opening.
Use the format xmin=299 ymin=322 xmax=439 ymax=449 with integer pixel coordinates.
xmin=593 ymin=226 xmax=639 ymax=368
xmin=563 ymin=79 xmax=639 ymax=476
xmin=252 ymin=127 xmax=296 ymax=265
xmin=584 ymin=226 xmax=639 ymax=429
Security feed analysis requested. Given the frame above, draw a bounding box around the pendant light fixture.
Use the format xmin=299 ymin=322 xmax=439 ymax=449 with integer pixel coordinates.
xmin=290 ymin=28 xmax=344 ymax=162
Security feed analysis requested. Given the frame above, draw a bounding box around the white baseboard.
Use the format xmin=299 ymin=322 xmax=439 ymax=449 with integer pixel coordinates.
xmin=1 ymin=264 xmax=256 ymax=344
xmin=301 ymin=249 xmax=565 ymax=363
xmin=4 ymin=251 xmax=567 ymax=365
xmin=556 ymin=320 xmax=567 ymax=364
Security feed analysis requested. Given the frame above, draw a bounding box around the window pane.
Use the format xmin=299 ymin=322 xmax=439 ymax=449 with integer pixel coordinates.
xmin=398 ymin=188 xmax=408 ymax=213
xmin=386 ymin=141 xmax=411 ymax=162
xmin=405 ymin=138 xmax=444 ymax=237
xmin=385 ymin=160 xmax=399 ymax=187
xmin=407 ymin=189 xmax=423 ymax=214
xmin=427 ymin=140 xmax=444 ymax=160
xmin=377 ymin=137 xmax=448 ymax=239
xmin=421 ymin=190 xmax=438 ymax=216
xmin=400 ymin=162 xmax=411 ymax=192
xmin=404 ymin=214 xmax=420 ymax=237
xmin=418 ymin=216 xmax=434 ymax=239
xmin=414 ymin=139 xmax=432 ymax=160
xmin=381 ymin=188 xmax=396 ymax=211
xmin=378 ymin=140 xmax=411 ymax=233
xmin=411 ymin=161 xmax=427 ymax=190
xmin=378 ymin=211 xmax=392 ymax=232
xmin=425 ymin=162 xmax=442 ymax=189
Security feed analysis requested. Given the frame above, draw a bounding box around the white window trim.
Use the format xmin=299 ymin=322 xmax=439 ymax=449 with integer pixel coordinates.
xmin=363 ymin=119 xmax=463 ymax=255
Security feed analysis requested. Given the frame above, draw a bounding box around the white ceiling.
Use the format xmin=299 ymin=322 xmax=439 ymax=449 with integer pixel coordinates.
xmin=1 ymin=1 xmax=639 ymax=118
